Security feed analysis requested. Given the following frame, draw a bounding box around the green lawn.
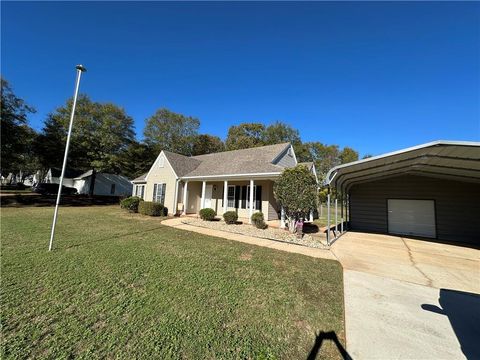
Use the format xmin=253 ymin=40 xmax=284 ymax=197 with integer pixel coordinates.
xmin=1 ymin=206 xmax=345 ymax=359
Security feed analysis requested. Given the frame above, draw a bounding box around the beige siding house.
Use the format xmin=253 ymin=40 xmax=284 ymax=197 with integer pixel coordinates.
xmin=131 ymin=142 xmax=317 ymax=225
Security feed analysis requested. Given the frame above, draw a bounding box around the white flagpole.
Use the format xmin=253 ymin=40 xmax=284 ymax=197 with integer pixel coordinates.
xmin=48 ymin=65 xmax=87 ymax=251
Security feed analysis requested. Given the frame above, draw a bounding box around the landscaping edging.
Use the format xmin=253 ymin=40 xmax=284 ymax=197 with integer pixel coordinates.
xmin=180 ymin=218 xmax=330 ymax=249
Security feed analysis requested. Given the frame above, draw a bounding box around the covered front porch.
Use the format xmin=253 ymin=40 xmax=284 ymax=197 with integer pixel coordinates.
xmin=177 ymin=177 xmax=282 ymax=224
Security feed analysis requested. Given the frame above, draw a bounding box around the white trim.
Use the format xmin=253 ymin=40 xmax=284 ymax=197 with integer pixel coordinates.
xmin=181 ymin=172 xmax=282 ymax=180
xmin=325 ymin=140 xmax=480 ymax=185
xmin=145 ymin=151 xmax=179 ymax=181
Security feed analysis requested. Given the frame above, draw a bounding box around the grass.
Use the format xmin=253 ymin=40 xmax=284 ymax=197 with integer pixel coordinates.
xmin=1 ymin=206 xmax=345 ymax=359
xmin=314 ymin=204 xmax=345 ymax=229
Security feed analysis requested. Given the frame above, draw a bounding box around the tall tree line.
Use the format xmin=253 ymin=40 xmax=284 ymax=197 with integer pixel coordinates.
xmin=1 ymin=77 xmax=359 ymax=182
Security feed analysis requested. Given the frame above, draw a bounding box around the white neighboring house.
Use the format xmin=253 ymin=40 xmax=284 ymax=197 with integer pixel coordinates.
xmin=73 ymin=170 xmax=132 ymax=196
xmin=44 ymin=168 xmax=83 ymax=187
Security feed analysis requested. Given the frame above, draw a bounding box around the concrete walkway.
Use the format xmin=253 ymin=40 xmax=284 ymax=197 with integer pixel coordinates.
xmin=161 ymin=217 xmax=336 ymax=260
xmin=332 ymin=232 xmax=480 ymax=360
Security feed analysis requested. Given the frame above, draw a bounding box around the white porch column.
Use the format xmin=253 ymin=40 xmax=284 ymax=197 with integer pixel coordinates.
xmin=173 ymin=180 xmax=179 ymax=216
xmin=309 ymin=210 xmax=314 ymax=222
xmin=249 ymin=179 xmax=254 ymax=223
xmin=182 ymin=180 xmax=188 ymax=215
xmin=223 ymin=180 xmax=228 ymax=214
xmin=280 ymin=206 xmax=286 ymax=229
xmin=201 ymin=181 xmax=206 ymax=209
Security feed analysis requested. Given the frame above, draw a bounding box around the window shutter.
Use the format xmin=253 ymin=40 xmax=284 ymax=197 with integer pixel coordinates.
xmin=161 ymin=183 xmax=166 ymax=205
xmin=256 ymin=186 xmax=262 ymax=211
xmin=153 ymin=184 xmax=157 ymax=201
xmin=241 ymin=186 xmax=247 ymax=209
xmin=235 ymin=185 xmax=240 ymax=208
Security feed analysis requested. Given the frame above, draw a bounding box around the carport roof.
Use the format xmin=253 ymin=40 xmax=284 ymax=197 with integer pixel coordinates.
xmin=325 ymin=140 xmax=480 ymax=191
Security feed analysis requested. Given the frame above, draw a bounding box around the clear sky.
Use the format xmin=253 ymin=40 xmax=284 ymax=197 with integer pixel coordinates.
xmin=2 ymin=1 xmax=479 ymax=157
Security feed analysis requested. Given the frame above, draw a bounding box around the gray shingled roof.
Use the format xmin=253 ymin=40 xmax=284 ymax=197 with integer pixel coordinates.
xmin=163 ymin=151 xmax=202 ymax=177
xmin=132 ymin=172 xmax=147 ymax=183
xmin=183 ymin=143 xmax=291 ymax=177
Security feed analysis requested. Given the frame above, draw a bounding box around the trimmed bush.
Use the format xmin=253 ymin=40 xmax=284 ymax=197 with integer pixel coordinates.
xmin=138 ymin=201 xmax=164 ymax=216
xmin=251 ymin=212 xmax=267 ymax=229
xmin=120 ymin=196 xmax=143 ymax=213
xmin=199 ymin=208 xmax=216 ymax=221
xmin=223 ymin=211 xmax=238 ymax=224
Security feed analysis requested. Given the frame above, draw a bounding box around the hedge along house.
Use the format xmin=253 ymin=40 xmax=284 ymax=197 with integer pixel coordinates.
xmin=325 ymin=140 xmax=480 ymax=246
xmin=131 ymin=143 xmax=318 ymax=225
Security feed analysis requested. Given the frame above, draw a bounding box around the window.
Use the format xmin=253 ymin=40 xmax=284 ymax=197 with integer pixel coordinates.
xmin=110 ymin=184 xmax=116 ymax=195
xmin=153 ymin=183 xmax=166 ymax=204
xmin=227 ymin=185 xmax=235 ymax=207
xmin=135 ymin=185 xmax=145 ymax=198
xmin=158 ymin=156 xmax=165 ymax=168
xmin=234 ymin=185 xmax=262 ymax=210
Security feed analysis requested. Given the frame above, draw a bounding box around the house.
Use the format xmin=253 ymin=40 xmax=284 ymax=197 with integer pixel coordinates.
xmin=131 ymin=143 xmax=317 ymax=225
xmin=44 ymin=168 xmax=83 ymax=187
xmin=325 ymin=140 xmax=480 ymax=246
xmin=73 ymin=170 xmax=132 ymax=196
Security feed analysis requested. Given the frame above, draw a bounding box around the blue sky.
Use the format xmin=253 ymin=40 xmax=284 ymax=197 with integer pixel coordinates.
xmin=2 ymin=1 xmax=479 ymax=157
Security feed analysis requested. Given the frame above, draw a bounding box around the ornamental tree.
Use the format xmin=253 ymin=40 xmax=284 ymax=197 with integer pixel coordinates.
xmin=274 ymin=165 xmax=318 ymax=233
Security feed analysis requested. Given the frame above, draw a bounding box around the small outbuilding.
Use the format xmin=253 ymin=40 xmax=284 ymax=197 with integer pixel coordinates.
xmin=325 ymin=140 xmax=480 ymax=246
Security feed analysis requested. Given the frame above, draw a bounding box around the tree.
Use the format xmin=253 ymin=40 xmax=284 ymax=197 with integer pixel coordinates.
xmin=340 ymin=147 xmax=359 ymax=164
xmin=35 ymin=95 xmax=135 ymax=173
xmin=117 ymin=141 xmax=156 ymax=179
xmin=191 ymin=134 xmax=225 ymax=156
xmin=144 ymin=108 xmax=200 ymax=156
xmin=1 ymin=78 xmax=37 ymax=175
xmin=274 ymin=165 xmax=318 ymax=233
xmin=263 ymin=121 xmax=301 ymax=146
xmin=225 ymin=123 xmax=265 ymax=150
xmin=363 ymin=154 xmax=373 ymax=159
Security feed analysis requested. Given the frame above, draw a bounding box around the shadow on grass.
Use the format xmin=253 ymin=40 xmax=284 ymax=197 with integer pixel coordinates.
xmin=307 ymin=331 xmax=351 ymax=360
xmin=1 ymin=194 xmax=121 ymax=208
xmin=62 ymin=226 xmax=164 ymax=250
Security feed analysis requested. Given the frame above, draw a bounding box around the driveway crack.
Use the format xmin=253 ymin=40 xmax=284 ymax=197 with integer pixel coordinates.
xmin=400 ymin=237 xmax=433 ymax=287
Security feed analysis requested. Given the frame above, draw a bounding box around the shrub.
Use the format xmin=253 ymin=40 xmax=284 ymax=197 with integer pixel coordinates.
xmin=274 ymin=165 xmax=317 ymax=233
xmin=251 ymin=212 xmax=267 ymax=229
xmin=138 ymin=201 xmax=164 ymax=216
xmin=223 ymin=211 xmax=238 ymax=224
xmin=199 ymin=208 xmax=216 ymax=221
xmin=120 ymin=196 xmax=143 ymax=213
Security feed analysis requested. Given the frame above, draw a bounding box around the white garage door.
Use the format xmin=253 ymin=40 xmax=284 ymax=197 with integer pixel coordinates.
xmin=387 ymin=199 xmax=436 ymax=238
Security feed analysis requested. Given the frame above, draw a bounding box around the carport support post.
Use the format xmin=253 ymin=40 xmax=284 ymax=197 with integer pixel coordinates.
xmin=326 ymin=192 xmax=331 ymax=245
xmin=335 ymin=198 xmax=338 ymax=233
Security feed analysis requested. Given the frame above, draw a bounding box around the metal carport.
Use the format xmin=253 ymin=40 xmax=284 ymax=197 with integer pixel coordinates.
xmin=324 ymin=141 xmax=480 ymax=245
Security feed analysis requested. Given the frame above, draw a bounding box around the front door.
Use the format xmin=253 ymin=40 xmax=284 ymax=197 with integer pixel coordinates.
xmin=204 ymin=185 xmax=213 ymax=208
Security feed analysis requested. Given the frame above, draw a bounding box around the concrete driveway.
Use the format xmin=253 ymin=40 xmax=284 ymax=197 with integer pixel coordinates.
xmin=331 ymin=232 xmax=480 ymax=359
